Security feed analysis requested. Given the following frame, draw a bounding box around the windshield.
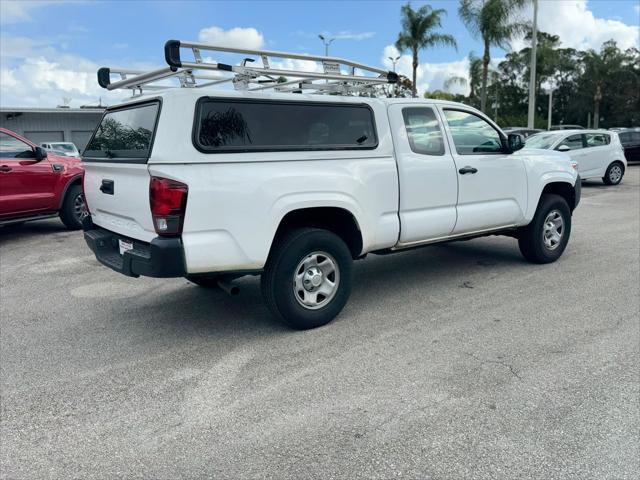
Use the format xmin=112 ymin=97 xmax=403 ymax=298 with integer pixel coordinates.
xmin=52 ymin=143 xmax=77 ymax=152
xmin=524 ymin=133 xmax=558 ymax=150
xmin=84 ymin=101 xmax=159 ymax=160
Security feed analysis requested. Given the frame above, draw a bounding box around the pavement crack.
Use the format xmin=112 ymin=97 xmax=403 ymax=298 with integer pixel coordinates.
xmin=464 ymin=352 xmax=523 ymax=382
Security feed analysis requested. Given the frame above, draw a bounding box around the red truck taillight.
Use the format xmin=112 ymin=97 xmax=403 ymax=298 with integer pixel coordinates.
xmin=149 ymin=176 xmax=188 ymax=236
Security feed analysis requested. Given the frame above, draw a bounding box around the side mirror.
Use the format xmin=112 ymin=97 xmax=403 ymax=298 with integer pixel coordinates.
xmin=507 ymin=133 xmax=525 ymax=153
xmin=34 ymin=146 xmax=48 ymax=161
xmin=557 ymin=145 xmax=571 ymax=152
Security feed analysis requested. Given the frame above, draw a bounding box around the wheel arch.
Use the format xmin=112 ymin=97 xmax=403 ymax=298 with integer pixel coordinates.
xmin=268 ymin=206 xmax=364 ymax=260
xmin=540 ymin=181 xmax=578 ymax=212
xmin=57 ymin=174 xmax=83 ymax=210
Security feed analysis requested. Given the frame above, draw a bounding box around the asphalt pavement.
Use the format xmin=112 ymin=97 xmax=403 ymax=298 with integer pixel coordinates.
xmin=1 ymin=167 xmax=639 ymax=479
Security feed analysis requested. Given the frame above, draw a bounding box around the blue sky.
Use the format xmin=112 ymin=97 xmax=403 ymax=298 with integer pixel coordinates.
xmin=1 ymin=0 xmax=639 ymax=106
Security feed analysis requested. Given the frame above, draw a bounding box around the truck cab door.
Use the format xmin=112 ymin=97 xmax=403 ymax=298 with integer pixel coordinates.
xmin=438 ymin=108 xmax=527 ymax=235
xmin=388 ymin=104 xmax=458 ymax=245
xmin=0 ymin=131 xmax=57 ymax=217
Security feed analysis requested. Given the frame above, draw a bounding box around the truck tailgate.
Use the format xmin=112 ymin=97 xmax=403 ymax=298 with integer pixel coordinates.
xmin=83 ymin=162 xmax=156 ymax=242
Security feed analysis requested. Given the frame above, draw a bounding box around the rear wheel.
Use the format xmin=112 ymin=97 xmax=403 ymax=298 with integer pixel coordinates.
xmin=603 ymin=161 xmax=624 ymax=185
xmin=518 ymin=194 xmax=571 ymax=264
xmin=261 ymin=228 xmax=353 ymax=329
xmin=59 ymin=184 xmax=86 ymax=230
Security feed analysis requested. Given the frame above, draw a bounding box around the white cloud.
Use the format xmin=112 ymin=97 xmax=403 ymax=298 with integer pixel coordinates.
xmin=295 ymin=30 xmax=376 ymax=42
xmin=0 ymin=1 xmax=70 ymax=25
xmin=382 ymin=45 xmax=471 ymax=96
xmin=329 ymin=31 xmax=375 ymax=41
xmin=513 ymin=0 xmax=639 ymax=51
xmin=0 ymin=23 xmax=271 ymax=107
xmin=198 ymin=26 xmax=265 ymax=50
xmin=0 ymin=35 xmax=126 ymax=107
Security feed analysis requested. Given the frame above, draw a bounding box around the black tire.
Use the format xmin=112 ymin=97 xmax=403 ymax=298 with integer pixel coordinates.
xmin=602 ymin=161 xmax=624 ymax=185
xmin=59 ymin=184 xmax=85 ymax=230
xmin=185 ymin=275 xmax=220 ymax=288
xmin=518 ymin=194 xmax=571 ymax=264
xmin=261 ymin=228 xmax=353 ymax=330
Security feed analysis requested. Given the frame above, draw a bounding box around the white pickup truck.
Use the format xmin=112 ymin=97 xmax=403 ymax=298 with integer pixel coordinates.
xmin=82 ymin=44 xmax=580 ymax=329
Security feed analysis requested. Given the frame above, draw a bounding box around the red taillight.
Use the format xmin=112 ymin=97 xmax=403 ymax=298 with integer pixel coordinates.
xmin=149 ymin=176 xmax=188 ymax=236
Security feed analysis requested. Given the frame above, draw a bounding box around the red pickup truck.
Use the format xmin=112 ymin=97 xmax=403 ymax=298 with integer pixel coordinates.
xmin=0 ymin=128 xmax=85 ymax=229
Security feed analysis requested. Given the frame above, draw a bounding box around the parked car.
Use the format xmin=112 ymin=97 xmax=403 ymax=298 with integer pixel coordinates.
xmin=40 ymin=141 xmax=80 ymax=157
xmin=503 ymin=127 xmax=544 ymax=138
xmin=0 ymin=128 xmax=86 ymax=229
xmin=524 ymin=130 xmax=627 ymax=185
xmin=617 ymin=128 xmax=640 ymax=162
xmin=550 ymin=125 xmax=585 ymax=130
xmin=82 ymin=88 xmax=580 ymax=329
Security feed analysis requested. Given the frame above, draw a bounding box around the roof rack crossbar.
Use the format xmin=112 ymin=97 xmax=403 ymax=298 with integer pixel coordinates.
xmin=170 ymin=40 xmax=391 ymax=77
xmin=97 ymin=39 xmax=398 ymax=96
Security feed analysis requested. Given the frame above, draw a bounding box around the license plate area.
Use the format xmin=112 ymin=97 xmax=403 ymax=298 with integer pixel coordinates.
xmin=119 ymin=239 xmax=134 ymax=255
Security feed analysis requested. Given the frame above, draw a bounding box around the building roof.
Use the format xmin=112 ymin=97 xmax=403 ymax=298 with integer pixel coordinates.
xmin=0 ymin=107 xmax=105 ymax=114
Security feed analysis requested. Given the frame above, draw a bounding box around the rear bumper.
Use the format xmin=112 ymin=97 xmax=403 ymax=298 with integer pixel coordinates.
xmin=82 ymin=216 xmax=186 ymax=278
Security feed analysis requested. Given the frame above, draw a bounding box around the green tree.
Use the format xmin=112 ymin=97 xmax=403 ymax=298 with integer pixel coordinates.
xmin=423 ymin=90 xmax=468 ymax=104
xmin=443 ymin=51 xmax=483 ymax=103
xmin=396 ymin=3 xmax=457 ymax=98
xmin=580 ymin=41 xmax=627 ymax=128
xmin=458 ymin=0 xmax=529 ymax=113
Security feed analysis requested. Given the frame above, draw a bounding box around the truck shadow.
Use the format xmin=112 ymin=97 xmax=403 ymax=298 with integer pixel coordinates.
xmin=106 ymin=237 xmax=526 ymax=339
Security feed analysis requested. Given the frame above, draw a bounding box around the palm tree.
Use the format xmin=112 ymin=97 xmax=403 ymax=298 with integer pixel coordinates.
xmin=396 ymin=3 xmax=457 ymax=98
xmin=458 ymin=0 xmax=529 ymax=112
xmin=581 ymin=41 xmax=626 ymax=128
xmin=444 ymin=51 xmax=483 ymax=99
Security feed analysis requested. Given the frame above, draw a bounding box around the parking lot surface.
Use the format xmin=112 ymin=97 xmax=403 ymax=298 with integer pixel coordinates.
xmin=1 ymin=167 xmax=639 ymax=480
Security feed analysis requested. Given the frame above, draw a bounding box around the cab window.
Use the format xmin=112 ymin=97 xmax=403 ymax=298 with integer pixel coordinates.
xmin=402 ymin=107 xmax=444 ymax=156
xmin=442 ymin=110 xmax=503 ymax=154
xmin=194 ymin=98 xmax=378 ymax=152
xmin=557 ymin=134 xmax=585 ymax=150
xmin=0 ymin=132 xmax=34 ymax=158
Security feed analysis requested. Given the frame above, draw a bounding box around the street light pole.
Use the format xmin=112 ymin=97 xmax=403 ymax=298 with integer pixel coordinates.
xmin=547 ymin=86 xmax=553 ymax=131
xmin=527 ymin=0 xmax=538 ymax=129
xmin=318 ymin=34 xmax=335 ymax=57
xmin=388 ymin=55 xmax=400 ymax=71
xmin=388 ymin=56 xmax=401 ymax=97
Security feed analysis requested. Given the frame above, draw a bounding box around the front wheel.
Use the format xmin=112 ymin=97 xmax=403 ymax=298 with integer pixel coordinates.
xmin=518 ymin=194 xmax=571 ymax=264
xmin=261 ymin=228 xmax=353 ymax=330
xmin=59 ymin=184 xmax=86 ymax=230
xmin=603 ymin=162 xmax=624 ymax=185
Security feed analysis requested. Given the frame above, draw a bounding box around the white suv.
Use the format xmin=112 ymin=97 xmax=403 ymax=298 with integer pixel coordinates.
xmin=525 ymin=130 xmax=627 ymax=185
xmin=82 ymin=44 xmax=580 ymax=329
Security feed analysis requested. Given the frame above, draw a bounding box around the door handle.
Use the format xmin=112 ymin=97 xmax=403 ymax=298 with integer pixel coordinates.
xmin=0 ymin=165 xmax=12 ymax=173
xmin=100 ymin=179 xmax=114 ymax=195
xmin=458 ymin=166 xmax=478 ymax=175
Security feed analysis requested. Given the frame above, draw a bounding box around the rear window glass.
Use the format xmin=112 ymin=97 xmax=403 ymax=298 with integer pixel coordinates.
xmin=586 ymin=133 xmax=610 ymax=146
xmin=194 ymin=99 xmax=377 ymax=152
xmin=402 ymin=107 xmax=444 ymax=156
xmin=84 ymin=102 xmax=159 ymax=159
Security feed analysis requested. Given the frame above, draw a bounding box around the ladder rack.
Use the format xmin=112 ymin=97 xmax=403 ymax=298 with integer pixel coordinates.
xmin=97 ymin=39 xmax=398 ymax=96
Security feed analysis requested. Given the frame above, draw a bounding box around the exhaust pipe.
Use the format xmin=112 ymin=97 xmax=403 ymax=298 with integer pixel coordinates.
xmin=217 ymin=278 xmax=239 ymax=296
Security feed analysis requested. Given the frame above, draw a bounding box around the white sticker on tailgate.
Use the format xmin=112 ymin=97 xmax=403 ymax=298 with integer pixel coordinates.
xmin=118 ymin=239 xmax=134 ymax=255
